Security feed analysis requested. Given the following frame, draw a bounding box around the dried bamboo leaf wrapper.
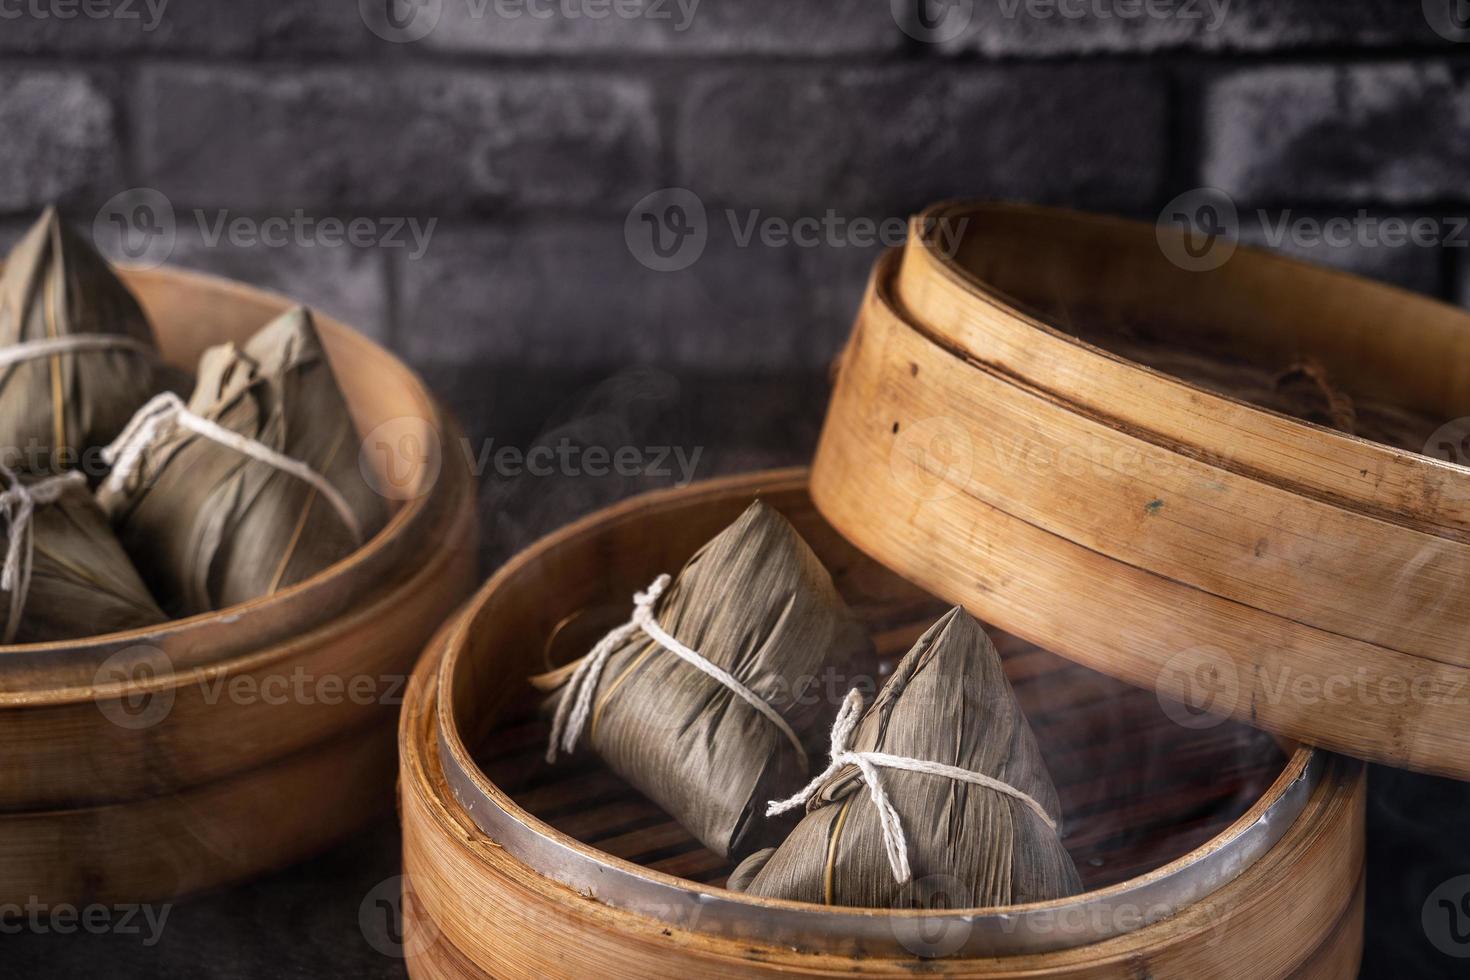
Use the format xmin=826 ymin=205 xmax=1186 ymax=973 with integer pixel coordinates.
xmin=732 ymin=607 xmax=1081 ymax=907
xmin=1 ymin=468 xmax=165 ymax=643
xmin=544 ymin=501 xmax=873 ymax=859
xmin=0 ymin=208 xmax=165 ymax=472
xmin=98 ymin=307 xmax=387 ymax=615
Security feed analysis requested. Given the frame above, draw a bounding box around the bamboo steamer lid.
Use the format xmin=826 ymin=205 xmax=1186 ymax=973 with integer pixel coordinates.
xmin=810 ymin=201 xmax=1470 ymax=779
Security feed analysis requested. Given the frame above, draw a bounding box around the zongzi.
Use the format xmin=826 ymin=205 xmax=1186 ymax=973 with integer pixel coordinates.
xmin=0 ymin=207 xmax=165 ymax=474
xmin=98 ymin=306 xmax=386 ymax=615
xmin=542 ymin=500 xmax=873 ymax=859
xmin=730 ymin=606 xmax=1082 ymax=907
xmin=0 ymin=464 xmax=165 ymax=643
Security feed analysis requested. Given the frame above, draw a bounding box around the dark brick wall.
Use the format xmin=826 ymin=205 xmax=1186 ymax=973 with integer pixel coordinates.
xmin=11 ymin=0 xmax=1468 ymax=393
xmin=7 ymin=4 xmax=1470 ymax=976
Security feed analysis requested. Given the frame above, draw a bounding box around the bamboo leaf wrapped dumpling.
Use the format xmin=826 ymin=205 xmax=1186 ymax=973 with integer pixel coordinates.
xmin=98 ymin=307 xmax=387 ymax=615
xmin=0 ymin=465 xmax=165 ymax=643
xmin=542 ymin=500 xmax=873 ymax=859
xmin=729 ymin=607 xmax=1082 ymax=907
xmin=0 ymin=207 xmax=165 ymax=473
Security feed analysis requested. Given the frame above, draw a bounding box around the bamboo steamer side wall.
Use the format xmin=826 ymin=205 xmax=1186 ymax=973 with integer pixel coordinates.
xmin=402 ymin=622 xmax=1366 ymax=980
xmin=932 ymin=204 xmax=1470 ymax=416
xmin=898 ymin=204 xmax=1470 ymax=544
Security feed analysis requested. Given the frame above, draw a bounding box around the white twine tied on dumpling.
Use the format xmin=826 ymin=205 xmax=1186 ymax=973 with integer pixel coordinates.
xmin=0 ymin=464 xmax=86 ymax=644
xmin=101 ymin=392 xmax=363 ymax=545
xmin=546 ymin=573 xmax=809 ymax=772
xmin=766 ymin=688 xmax=1059 ymax=886
xmin=0 ymin=334 xmax=156 ymax=370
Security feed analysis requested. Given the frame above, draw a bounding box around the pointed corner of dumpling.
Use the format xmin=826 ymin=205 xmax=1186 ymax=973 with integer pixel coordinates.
xmin=1 ymin=206 xmax=152 ymax=344
xmin=26 ymin=204 xmax=103 ymax=268
xmin=242 ymin=305 xmax=328 ymax=376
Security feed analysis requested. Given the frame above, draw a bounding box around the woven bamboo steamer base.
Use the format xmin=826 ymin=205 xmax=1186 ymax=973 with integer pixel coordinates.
xmin=810 ymin=255 xmax=1470 ymax=779
xmin=899 ymin=201 xmax=1470 ymax=540
xmin=398 ymin=470 xmax=1365 ymax=979
xmin=0 ymin=720 xmax=396 ymax=906
xmin=0 ymin=264 xmax=462 ymax=692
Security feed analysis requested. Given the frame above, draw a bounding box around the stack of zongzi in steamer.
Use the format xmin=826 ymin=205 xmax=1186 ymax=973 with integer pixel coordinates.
xmin=543 ymin=500 xmax=873 ymax=859
xmin=0 ymin=205 xmax=387 ymax=642
xmin=731 ymin=606 xmax=1081 ymax=907
xmin=541 ymin=498 xmax=1081 ymax=908
xmin=99 ymin=307 xmax=387 ymax=616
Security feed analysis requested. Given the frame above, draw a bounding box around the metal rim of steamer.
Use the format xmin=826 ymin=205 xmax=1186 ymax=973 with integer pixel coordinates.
xmin=435 ymin=705 xmax=1324 ymax=959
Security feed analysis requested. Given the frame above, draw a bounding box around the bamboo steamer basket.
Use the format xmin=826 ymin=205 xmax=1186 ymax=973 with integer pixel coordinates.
xmin=0 ymin=266 xmax=478 ymax=903
xmin=809 ymin=208 xmax=1470 ymax=779
xmin=399 ymin=470 xmax=1366 ymax=978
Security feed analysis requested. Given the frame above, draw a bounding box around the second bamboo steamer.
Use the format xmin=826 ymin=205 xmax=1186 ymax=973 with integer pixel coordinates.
xmin=0 ymin=266 xmax=479 ymax=905
xmin=811 ymin=203 xmax=1470 ymax=779
xmin=399 ymin=471 xmax=1365 ymax=979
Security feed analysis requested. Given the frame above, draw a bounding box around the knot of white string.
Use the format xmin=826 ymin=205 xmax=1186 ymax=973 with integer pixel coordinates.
xmin=0 ymin=334 xmax=156 ymax=370
xmin=0 ymin=464 xmax=85 ymax=644
xmin=766 ymin=688 xmax=1058 ymax=885
xmin=546 ymin=573 xmax=808 ymax=771
xmin=101 ymin=392 xmax=362 ymax=544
